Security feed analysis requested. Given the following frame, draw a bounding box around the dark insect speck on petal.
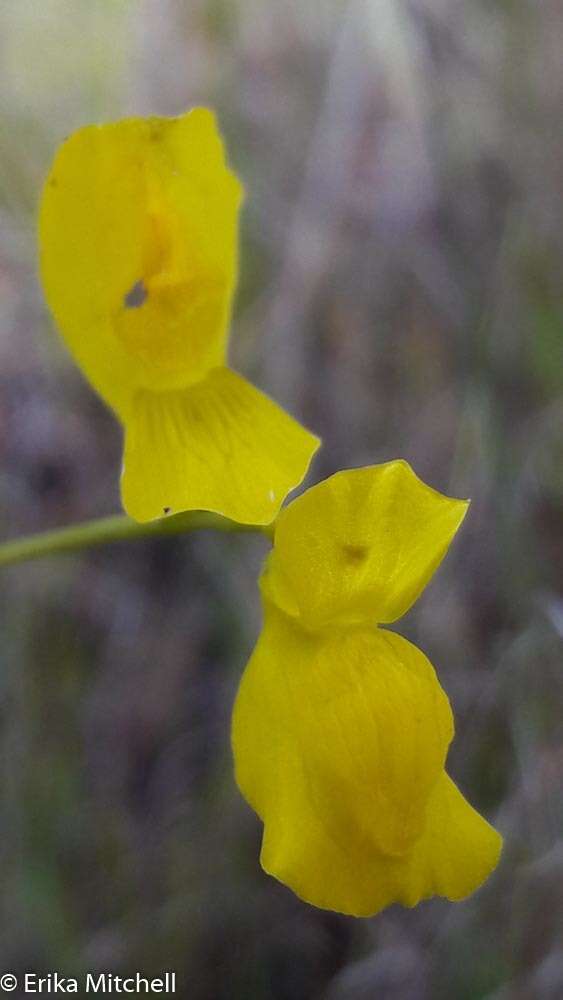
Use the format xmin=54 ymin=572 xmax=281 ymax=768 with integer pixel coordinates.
xmin=124 ymin=279 xmax=148 ymax=309
xmin=342 ymin=543 xmax=369 ymax=564
xmin=163 ymin=507 xmax=171 ymax=515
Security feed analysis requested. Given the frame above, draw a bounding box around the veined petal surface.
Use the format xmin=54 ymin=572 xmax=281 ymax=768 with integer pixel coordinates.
xmin=39 ymin=108 xmax=242 ymax=416
xmin=121 ymin=367 xmax=320 ymax=524
xmin=262 ymin=461 xmax=469 ymax=629
xmin=260 ymin=767 xmax=502 ymax=918
xmin=232 ymin=607 xmax=501 ymax=916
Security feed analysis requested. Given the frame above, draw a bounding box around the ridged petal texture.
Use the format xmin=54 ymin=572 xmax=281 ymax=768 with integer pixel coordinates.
xmin=123 ymin=368 xmax=320 ymax=524
xmin=39 ymin=108 xmax=319 ymax=522
xmin=232 ymin=462 xmax=502 ymax=916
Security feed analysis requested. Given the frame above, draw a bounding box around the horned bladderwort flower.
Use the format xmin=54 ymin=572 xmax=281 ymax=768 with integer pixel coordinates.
xmin=232 ymin=460 xmax=502 ymax=917
xmin=39 ymin=109 xmax=319 ymax=523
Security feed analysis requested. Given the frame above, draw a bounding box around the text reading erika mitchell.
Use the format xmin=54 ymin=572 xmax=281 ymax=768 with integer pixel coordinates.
xmin=10 ymin=973 xmax=177 ymax=993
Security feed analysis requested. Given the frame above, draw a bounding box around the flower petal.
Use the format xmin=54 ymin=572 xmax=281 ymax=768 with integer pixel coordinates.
xmin=121 ymin=367 xmax=320 ymax=524
xmin=232 ymin=609 xmax=501 ymax=917
xmin=260 ymin=769 xmax=502 ymax=918
xmin=406 ymin=771 xmax=503 ymax=905
xmin=262 ymin=461 xmax=469 ymax=629
xmin=233 ymin=611 xmax=454 ymax=888
xmin=39 ymin=108 xmax=242 ymax=416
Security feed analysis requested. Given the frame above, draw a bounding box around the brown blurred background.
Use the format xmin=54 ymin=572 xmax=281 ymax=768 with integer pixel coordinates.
xmin=1 ymin=1 xmax=562 ymax=997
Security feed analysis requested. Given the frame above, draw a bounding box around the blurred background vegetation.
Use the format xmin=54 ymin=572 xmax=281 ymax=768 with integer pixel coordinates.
xmin=1 ymin=1 xmax=562 ymax=997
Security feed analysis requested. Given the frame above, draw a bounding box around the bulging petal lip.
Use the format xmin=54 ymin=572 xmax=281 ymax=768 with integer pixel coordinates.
xmin=257 ymin=766 xmax=504 ymax=918
xmin=232 ymin=605 xmax=474 ymax=917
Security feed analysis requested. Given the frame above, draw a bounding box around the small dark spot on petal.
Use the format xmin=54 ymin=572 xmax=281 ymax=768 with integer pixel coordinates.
xmin=124 ymin=279 xmax=148 ymax=309
xmin=163 ymin=506 xmax=171 ymax=515
xmin=342 ymin=543 xmax=369 ymax=564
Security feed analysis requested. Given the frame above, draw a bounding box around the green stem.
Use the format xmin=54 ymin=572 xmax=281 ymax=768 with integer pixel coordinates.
xmin=0 ymin=511 xmax=272 ymax=569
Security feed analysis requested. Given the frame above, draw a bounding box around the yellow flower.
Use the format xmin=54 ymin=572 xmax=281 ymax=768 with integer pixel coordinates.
xmin=39 ymin=109 xmax=319 ymax=523
xmin=232 ymin=460 xmax=502 ymax=917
